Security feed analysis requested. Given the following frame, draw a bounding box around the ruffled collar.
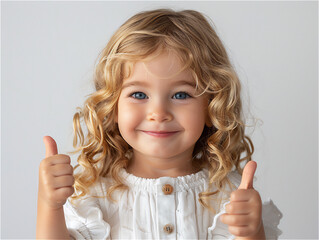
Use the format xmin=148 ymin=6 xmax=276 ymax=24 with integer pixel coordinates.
xmin=118 ymin=167 xmax=209 ymax=193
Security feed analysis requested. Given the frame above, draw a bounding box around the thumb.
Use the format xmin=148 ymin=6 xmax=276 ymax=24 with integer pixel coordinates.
xmin=238 ymin=160 xmax=257 ymax=189
xmin=43 ymin=136 xmax=58 ymax=158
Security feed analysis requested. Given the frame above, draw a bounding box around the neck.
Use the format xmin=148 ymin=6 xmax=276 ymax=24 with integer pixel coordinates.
xmin=126 ymin=150 xmax=201 ymax=178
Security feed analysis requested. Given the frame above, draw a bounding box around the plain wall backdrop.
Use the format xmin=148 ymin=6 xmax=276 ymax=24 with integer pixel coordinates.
xmin=2 ymin=1 xmax=318 ymax=239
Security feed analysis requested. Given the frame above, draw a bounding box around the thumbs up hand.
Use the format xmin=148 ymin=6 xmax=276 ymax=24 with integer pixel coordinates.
xmin=220 ymin=161 xmax=265 ymax=239
xmin=38 ymin=136 xmax=74 ymax=210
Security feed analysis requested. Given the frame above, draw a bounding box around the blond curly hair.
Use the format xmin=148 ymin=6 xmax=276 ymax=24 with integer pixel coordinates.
xmin=68 ymin=8 xmax=254 ymax=214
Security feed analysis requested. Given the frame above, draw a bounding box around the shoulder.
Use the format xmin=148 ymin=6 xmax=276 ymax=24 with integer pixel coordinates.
xmin=227 ymin=169 xmax=241 ymax=179
xmin=64 ymin=178 xmax=112 ymax=239
xmin=68 ymin=175 xmax=115 ymax=210
xmin=65 ymin=176 xmax=120 ymax=222
xmin=227 ymin=170 xmax=242 ymax=188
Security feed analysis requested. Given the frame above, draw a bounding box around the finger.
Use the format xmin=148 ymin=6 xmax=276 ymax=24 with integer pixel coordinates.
xmin=230 ymin=189 xmax=256 ymax=202
xmin=228 ymin=225 xmax=251 ymax=237
xmin=50 ymin=155 xmax=71 ymax=165
xmin=220 ymin=213 xmax=249 ymax=227
xmin=43 ymin=136 xmax=58 ymax=158
xmin=52 ymin=175 xmax=75 ymax=189
xmin=238 ymin=161 xmax=257 ymax=190
xmin=225 ymin=202 xmax=251 ymax=215
xmin=51 ymin=164 xmax=73 ymax=177
xmin=54 ymin=187 xmax=74 ymax=202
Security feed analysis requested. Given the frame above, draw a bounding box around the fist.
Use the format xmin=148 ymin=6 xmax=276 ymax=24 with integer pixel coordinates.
xmin=220 ymin=161 xmax=263 ymax=238
xmin=38 ymin=136 xmax=74 ymax=210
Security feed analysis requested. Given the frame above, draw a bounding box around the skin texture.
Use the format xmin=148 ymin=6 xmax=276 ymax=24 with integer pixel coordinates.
xmin=221 ymin=161 xmax=266 ymax=239
xmin=36 ymin=136 xmax=73 ymax=239
xmin=116 ymin=50 xmax=209 ymax=178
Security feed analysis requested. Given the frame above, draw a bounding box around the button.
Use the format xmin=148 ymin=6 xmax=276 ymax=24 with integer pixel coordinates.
xmin=162 ymin=184 xmax=173 ymax=195
xmin=163 ymin=224 xmax=174 ymax=234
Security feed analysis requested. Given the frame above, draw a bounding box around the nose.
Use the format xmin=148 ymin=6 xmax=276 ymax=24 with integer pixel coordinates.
xmin=146 ymin=100 xmax=173 ymax=122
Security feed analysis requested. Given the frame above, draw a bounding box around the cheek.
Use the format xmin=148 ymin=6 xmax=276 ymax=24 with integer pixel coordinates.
xmin=117 ymin=100 xmax=144 ymax=131
xmin=176 ymin=104 xmax=206 ymax=134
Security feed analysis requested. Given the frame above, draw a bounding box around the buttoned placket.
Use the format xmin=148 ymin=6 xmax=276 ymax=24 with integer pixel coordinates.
xmin=156 ymin=177 xmax=176 ymax=239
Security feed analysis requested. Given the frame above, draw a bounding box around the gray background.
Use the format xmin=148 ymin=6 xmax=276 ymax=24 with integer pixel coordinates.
xmin=2 ymin=1 xmax=318 ymax=239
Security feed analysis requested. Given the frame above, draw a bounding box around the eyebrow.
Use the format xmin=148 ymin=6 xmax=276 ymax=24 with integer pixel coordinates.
xmin=121 ymin=79 xmax=196 ymax=89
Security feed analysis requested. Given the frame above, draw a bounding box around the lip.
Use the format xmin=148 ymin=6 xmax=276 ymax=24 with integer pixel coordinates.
xmin=141 ymin=130 xmax=179 ymax=138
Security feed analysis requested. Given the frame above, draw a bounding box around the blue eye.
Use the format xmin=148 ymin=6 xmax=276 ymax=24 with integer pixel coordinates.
xmin=131 ymin=92 xmax=147 ymax=99
xmin=129 ymin=91 xmax=191 ymax=100
xmin=173 ymin=92 xmax=191 ymax=99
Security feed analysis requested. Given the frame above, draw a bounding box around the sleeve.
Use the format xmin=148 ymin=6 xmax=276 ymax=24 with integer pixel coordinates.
xmin=207 ymin=200 xmax=236 ymax=239
xmin=208 ymin=170 xmax=283 ymax=239
xmin=261 ymin=198 xmax=283 ymax=239
xmin=63 ymin=190 xmax=111 ymax=239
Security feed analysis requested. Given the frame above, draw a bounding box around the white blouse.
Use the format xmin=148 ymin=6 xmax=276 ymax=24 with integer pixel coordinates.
xmin=64 ymin=168 xmax=283 ymax=239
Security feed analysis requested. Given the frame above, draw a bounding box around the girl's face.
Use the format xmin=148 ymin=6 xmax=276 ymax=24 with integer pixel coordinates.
xmin=116 ymin=51 xmax=209 ymax=162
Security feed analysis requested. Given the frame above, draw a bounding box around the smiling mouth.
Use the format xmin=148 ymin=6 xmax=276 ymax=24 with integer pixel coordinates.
xmin=141 ymin=131 xmax=179 ymax=138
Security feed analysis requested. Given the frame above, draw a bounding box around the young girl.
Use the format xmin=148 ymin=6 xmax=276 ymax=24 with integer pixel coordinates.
xmin=36 ymin=8 xmax=282 ymax=239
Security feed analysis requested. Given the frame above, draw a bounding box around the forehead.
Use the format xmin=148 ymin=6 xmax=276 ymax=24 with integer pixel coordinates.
xmin=123 ymin=50 xmax=194 ymax=82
